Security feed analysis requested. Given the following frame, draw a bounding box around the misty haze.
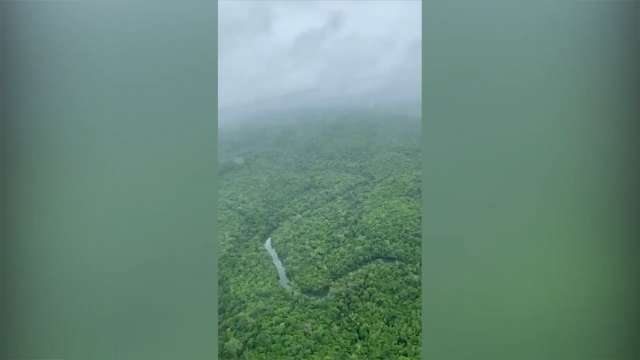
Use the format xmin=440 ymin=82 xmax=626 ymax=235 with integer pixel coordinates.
xmin=218 ymin=1 xmax=421 ymax=359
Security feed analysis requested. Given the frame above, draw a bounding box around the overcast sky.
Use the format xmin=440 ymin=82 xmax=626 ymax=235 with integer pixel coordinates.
xmin=219 ymin=0 xmax=421 ymax=110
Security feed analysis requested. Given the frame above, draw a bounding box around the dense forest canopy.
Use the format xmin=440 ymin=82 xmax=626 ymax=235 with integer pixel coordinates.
xmin=219 ymin=108 xmax=421 ymax=359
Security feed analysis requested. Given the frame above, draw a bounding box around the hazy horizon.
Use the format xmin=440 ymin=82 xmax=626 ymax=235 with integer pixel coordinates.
xmin=219 ymin=0 xmax=421 ymax=119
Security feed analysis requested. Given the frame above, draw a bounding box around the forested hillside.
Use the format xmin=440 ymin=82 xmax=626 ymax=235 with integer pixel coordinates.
xmin=219 ymin=109 xmax=421 ymax=359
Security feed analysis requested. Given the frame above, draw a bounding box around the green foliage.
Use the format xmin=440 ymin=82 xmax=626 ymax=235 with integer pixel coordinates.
xmin=219 ymin=110 xmax=421 ymax=359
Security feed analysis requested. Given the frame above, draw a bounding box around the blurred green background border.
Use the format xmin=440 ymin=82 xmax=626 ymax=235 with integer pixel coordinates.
xmin=2 ymin=2 xmax=219 ymax=359
xmin=1 ymin=1 xmax=638 ymax=359
xmin=422 ymin=1 xmax=639 ymax=359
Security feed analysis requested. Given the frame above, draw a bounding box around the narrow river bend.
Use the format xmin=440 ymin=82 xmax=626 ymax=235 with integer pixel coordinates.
xmin=264 ymin=237 xmax=291 ymax=290
xmin=265 ymin=236 xmax=402 ymax=299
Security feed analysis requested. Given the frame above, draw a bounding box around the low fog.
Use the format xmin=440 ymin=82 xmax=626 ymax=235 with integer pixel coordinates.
xmin=219 ymin=0 xmax=421 ymax=125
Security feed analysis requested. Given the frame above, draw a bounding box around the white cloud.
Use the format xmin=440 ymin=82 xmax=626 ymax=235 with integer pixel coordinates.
xmin=219 ymin=0 xmax=421 ymax=110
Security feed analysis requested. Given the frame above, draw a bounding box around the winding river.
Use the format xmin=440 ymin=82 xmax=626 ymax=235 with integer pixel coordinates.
xmin=265 ymin=236 xmax=401 ymax=299
xmin=264 ymin=237 xmax=291 ymax=290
